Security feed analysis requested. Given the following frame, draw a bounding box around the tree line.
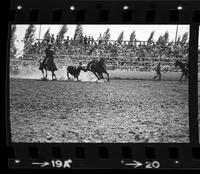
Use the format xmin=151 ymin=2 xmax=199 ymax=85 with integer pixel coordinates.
xmin=10 ymin=24 xmax=189 ymax=59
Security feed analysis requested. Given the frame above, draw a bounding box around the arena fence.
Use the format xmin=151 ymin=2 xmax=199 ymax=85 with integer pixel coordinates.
xmin=10 ymin=54 xmax=188 ymax=72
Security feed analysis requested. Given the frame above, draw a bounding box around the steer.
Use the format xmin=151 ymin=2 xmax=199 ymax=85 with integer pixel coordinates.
xmin=67 ymin=62 xmax=87 ymax=81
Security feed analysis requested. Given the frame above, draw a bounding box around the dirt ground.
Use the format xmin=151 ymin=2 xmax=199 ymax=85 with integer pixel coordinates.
xmin=9 ymin=78 xmax=189 ymax=143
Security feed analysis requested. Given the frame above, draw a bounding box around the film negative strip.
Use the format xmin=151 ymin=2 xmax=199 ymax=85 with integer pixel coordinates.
xmin=5 ymin=0 xmax=200 ymax=170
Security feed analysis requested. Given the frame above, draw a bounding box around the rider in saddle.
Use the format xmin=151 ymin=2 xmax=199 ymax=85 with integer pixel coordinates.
xmin=87 ymin=50 xmax=101 ymax=70
xmin=41 ymin=42 xmax=58 ymax=72
xmin=87 ymin=56 xmax=98 ymax=71
xmin=43 ymin=42 xmax=54 ymax=65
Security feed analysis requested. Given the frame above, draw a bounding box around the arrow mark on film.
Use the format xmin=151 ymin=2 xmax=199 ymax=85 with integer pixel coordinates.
xmin=32 ymin=162 xmax=50 ymax=167
xmin=125 ymin=160 xmax=143 ymax=168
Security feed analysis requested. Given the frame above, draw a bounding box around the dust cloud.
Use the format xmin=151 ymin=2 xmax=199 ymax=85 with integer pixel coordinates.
xmin=9 ymin=65 xmax=100 ymax=82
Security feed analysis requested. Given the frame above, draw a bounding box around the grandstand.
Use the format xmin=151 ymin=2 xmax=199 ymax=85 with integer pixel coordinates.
xmin=10 ymin=37 xmax=189 ymax=73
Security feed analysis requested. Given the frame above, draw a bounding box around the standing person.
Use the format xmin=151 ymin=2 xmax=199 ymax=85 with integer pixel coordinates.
xmin=98 ymin=34 xmax=103 ymax=45
xmin=56 ymin=35 xmax=60 ymax=47
xmin=91 ymin=36 xmax=94 ymax=45
xmin=64 ymin=36 xmax=69 ymax=48
xmin=84 ymin=35 xmax=88 ymax=45
xmin=153 ymin=62 xmax=161 ymax=80
xmin=46 ymin=33 xmax=51 ymax=43
xmin=51 ymin=34 xmax=55 ymax=44
xmin=88 ymin=36 xmax=91 ymax=45
xmin=66 ymin=36 xmax=69 ymax=42
xmin=80 ymin=34 xmax=84 ymax=44
xmin=70 ymin=38 xmax=74 ymax=45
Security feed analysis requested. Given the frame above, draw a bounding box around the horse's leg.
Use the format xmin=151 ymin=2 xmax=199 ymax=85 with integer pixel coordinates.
xmin=97 ymin=73 xmax=102 ymax=81
xmin=101 ymin=72 xmax=107 ymax=82
xmin=74 ymin=75 xmax=78 ymax=81
xmin=41 ymin=69 xmax=44 ymax=78
xmin=185 ymin=73 xmax=188 ymax=81
xmin=94 ymin=72 xmax=100 ymax=80
xmin=52 ymin=71 xmax=57 ymax=80
xmin=52 ymin=72 xmax=54 ymax=80
xmin=67 ymin=71 xmax=70 ymax=79
xmin=180 ymin=73 xmax=184 ymax=81
xmin=53 ymin=71 xmax=57 ymax=80
xmin=51 ymin=71 xmax=55 ymax=80
xmin=184 ymin=71 xmax=188 ymax=81
xmin=93 ymin=71 xmax=100 ymax=80
xmin=101 ymin=74 xmax=106 ymax=81
xmin=45 ymin=69 xmax=48 ymax=78
xmin=104 ymin=71 xmax=110 ymax=82
xmin=98 ymin=73 xmax=105 ymax=81
xmin=98 ymin=72 xmax=103 ymax=79
xmin=153 ymin=75 xmax=157 ymax=80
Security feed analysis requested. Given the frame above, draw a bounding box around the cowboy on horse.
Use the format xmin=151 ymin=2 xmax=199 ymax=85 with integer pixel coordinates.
xmin=87 ymin=56 xmax=98 ymax=71
xmin=39 ymin=42 xmax=58 ymax=80
xmin=86 ymin=57 xmax=109 ymax=82
xmin=87 ymin=50 xmax=102 ymax=71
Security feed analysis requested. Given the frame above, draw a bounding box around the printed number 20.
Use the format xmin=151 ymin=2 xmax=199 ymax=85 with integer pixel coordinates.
xmin=145 ymin=161 xmax=160 ymax=168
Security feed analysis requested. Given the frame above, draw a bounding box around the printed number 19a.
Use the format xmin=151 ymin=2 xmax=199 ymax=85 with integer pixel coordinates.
xmin=51 ymin=160 xmax=72 ymax=168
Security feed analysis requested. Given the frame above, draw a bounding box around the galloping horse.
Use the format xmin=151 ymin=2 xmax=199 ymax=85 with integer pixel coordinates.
xmin=87 ymin=58 xmax=110 ymax=82
xmin=174 ymin=60 xmax=188 ymax=81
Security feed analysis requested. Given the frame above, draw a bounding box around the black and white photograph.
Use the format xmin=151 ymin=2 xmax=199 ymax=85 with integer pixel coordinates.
xmin=9 ymin=24 xmax=189 ymax=143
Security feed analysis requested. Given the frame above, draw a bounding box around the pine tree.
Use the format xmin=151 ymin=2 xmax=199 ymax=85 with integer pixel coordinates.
xmin=147 ymin=31 xmax=155 ymax=45
xmin=102 ymin=28 xmax=110 ymax=43
xmin=129 ymin=30 xmax=136 ymax=44
xmin=117 ymin=31 xmax=124 ymax=44
xmin=57 ymin=25 xmax=68 ymax=41
xmin=163 ymin=31 xmax=169 ymax=43
xmin=74 ymin=25 xmax=83 ymax=42
xmin=176 ymin=35 xmax=181 ymax=44
xmin=157 ymin=35 xmax=164 ymax=44
xmin=23 ymin=24 xmax=36 ymax=55
xmin=157 ymin=31 xmax=169 ymax=46
xmin=181 ymin=32 xmax=189 ymax=45
xmin=10 ymin=25 xmax=17 ymax=59
xmin=43 ymin=27 xmax=50 ymax=42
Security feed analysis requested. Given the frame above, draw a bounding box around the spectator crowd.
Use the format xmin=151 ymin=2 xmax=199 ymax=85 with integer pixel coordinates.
xmin=21 ymin=33 xmax=189 ymax=72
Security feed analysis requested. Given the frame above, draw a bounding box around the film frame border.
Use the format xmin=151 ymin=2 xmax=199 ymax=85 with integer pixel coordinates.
xmin=6 ymin=0 xmax=200 ymax=169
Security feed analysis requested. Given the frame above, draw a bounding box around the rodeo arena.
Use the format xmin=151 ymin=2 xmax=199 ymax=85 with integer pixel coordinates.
xmin=9 ymin=25 xmax=190 ymax=143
